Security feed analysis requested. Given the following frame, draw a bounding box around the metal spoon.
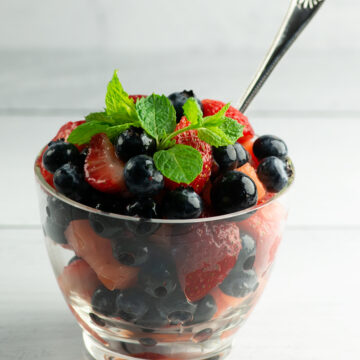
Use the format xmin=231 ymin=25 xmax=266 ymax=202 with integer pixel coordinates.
xmin=236 ymin=0 xmax=326 ymax=113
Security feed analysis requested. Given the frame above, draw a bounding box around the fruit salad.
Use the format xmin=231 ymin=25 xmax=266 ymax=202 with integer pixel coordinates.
xmin=35 ymin=71 xmax=294 ymax=360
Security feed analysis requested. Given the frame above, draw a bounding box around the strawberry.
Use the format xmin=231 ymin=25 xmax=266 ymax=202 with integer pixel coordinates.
xmin=202 ymin=99 xmax=255 ymax=143
xmin=173 ymin=222 xmax=241 ymax=302
xmin=129 ymin=94 xmax=146 ymax=103
xmin=238 ymin=201 xmax=288 ymax=277
xmin=84 ymin=133 xmax=126 ymax=193
xmin=37 ymin=121 xmax=86 ymax=187
xmin=164 ymin=117 xmax=212 ymax=194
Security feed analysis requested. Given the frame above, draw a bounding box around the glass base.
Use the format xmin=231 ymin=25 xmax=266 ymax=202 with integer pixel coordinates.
xmin=82 ymin=330 xmax=232 ymax=360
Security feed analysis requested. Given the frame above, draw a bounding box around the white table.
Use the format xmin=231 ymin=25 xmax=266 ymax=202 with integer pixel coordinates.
xmin=1 ymin=49 xmax=359 ymax=359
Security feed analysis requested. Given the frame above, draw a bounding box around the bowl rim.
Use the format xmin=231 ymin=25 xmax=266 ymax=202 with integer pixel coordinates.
xmin=34 ymin=156 xmax=295 ymax=225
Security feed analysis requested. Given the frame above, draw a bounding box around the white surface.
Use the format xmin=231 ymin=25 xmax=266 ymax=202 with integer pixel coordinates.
xmin=2 ymin=228 xmax=360 ymax=359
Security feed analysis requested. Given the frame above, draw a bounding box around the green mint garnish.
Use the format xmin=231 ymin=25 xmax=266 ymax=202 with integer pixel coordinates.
xmin=85 ymin=112 xmax=113 ymax=124
xmin=67 ymin=122 xmax=133 ymax=144
xmin=105 ymin=70 xmax=138 ymax=123
xmin=154 ymin=145 xmax=203 ymax=184
xmin=182 ymin=98 xmax=203 ymax=125
xmin=67 ymin=70 xmax=244 ymax=184
xmin=136 ymin=94 xmax=176 ymax=143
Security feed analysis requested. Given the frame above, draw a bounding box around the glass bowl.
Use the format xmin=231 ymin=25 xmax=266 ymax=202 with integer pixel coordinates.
xmin=34 ymin=160 xmax=293 ymax=360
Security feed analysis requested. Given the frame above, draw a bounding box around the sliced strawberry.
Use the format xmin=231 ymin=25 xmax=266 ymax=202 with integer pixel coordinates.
xmin=65 ymin=220 xmax=139 ymax=290
xmin=173 ymin=222 xmax=241 ymax=302
xmin=202 ymin=99 xmax=255 ymax=144
xmin=58 ymin=258 xmax=100 ymax=303
xmin=85 ymin=133 xmax=126 ymax=194
xmin=235 ymin=163 xmax=266 ymax=202
xmin=129 ymin=94 xmax=147 ymax=103
xmin=165 ymin=117 xmax=213 ymax=194
xmin=237 ymin=201 xmax=288 ymax=277
xmin=37 ymin=121 xmax=86 ymax=187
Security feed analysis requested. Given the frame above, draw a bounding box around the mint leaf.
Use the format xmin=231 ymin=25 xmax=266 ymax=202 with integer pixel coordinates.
xmin=198 ymin=118 xmax=243 ymax=147
xmin=219 ymin=117 xmax=244 ymax=143
xmin=154 ymin=144 xmax=203 ymax=184
xmin=85 ymin=112 xmax=114 ymax=124
xmin=136 ymin=94 xmax=176 ymax=141
xmin=67 ymin=122 xmax=111 ymax=145
xmin=197 ymin=127 xmax=233 ymax=147
xmin=105 ymin=70 xmax=138 ymax=122
xmin=203 ymin=103 xmax=230 ymax=127
xmin=183 ymin=98 xmax=203 ymax=125
xmin=68 ymin=121 xmax=134 ymax=145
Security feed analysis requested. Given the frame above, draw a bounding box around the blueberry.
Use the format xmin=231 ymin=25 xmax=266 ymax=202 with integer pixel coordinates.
xmin=168 ymin=90 xmax=203 ymax=122
xmin=43 ymin=141 xmax=81 ymax=173
xmin=211 ymin=171 xmax=258 ymax=214
xmin=79 ymin=147 xmax=89 ymax=167
xmin=212 ymin=143 xmax=249 ymax=171
xmin=114 ymin=288 xmax=150 ymax=322
xmin=234 ymin=143 xmax=249 ymax=168
xmin=237 ymin=233 xmax=256 ymax=271
xmin=125 ymin=197 xmax=159 ymax=219
xmin=89 ymin=212 xmax=125 ymax=240
xmin=68 ymin=255 xmax=82 ymax=265
xmin=53 ymin=163 xmax=92 ymax=202
xmin=135 ymin=305 xmax=169 ymax=328
xmin=257 ymin=156 xmax=289 ymax=193
xmin=139 ymin=254 xmax=177 ymax=299
xmin=111 ymin=237 xmax=150 ymax=266
xmin=125 ymin=197 xmax=160 ymax=237
xmin=219 ymin=270 xmax=259 ymax=298
xmin=43 ymin=217 xmax=67 ymax=244
xmin=89 ymin=313 xmax=106 ymax=327
xmin=212 ymin=145 xmax=238 ymax=171
xmin=115 ymin=127 xmax=156 ymax=162
xmin=94 ymin=195 xmax=125 ymax=215
xmin=156 ymin=289 xmax=197 ymax=325
xmin=124 ymin=155 xmax=164 ymax=196
xmin=253 ymin=135 xmax=288 ymax=160
xmin=91 ymin=286 xmax=117 ymax=316
xmin=190 ymin=295 xmax=217 ymax=324
xmin=46 ymin=196 xmax=72 ymax=228
xmin=161 ymin=187 xmax=203 ymax=219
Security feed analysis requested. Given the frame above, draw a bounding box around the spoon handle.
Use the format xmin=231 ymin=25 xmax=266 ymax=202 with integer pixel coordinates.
xmin=236 ymin=0 xmax=326 ymax=113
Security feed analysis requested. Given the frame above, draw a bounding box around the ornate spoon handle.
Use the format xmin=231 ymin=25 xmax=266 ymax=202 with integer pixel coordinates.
xmin=236 ymin=0 xmax=326 ymax=113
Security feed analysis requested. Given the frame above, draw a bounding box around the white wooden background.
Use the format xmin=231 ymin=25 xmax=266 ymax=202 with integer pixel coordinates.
xmin=1 ymin=0 xmax=360 ymax=359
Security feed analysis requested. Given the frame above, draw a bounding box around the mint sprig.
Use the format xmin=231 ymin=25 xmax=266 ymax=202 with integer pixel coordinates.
xmin=136 ymin=94 xmax=176 ymax=143
xmin=67 ymin=70 xmax=244 ymax=185
xmin=154 ymin=145 xmax=203 ymax=184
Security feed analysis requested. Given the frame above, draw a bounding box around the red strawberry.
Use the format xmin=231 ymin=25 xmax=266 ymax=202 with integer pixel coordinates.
xmin=165 ymin=117 xmax=212 ymax=194
xmin=37 ymin=121 xmax=86 ymax=187
xmin=173 ymin=222 xmax=241 ymax=302
xmin=129 ymin=94 xmax=146 ymax=103
xmin=53 ymin=120 xmax=86 ymax=143
xmin=238 ymin=201 xmax=288 ymax=277
xmin=202 ymin=99 xmax=255 ymax=143
xmin=84 ymin=133 xmax=126 ymax=193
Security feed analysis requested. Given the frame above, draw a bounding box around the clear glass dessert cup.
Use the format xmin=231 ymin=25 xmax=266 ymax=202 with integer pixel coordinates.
xmin=34 ymin=160 xmax=294 ymax=360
